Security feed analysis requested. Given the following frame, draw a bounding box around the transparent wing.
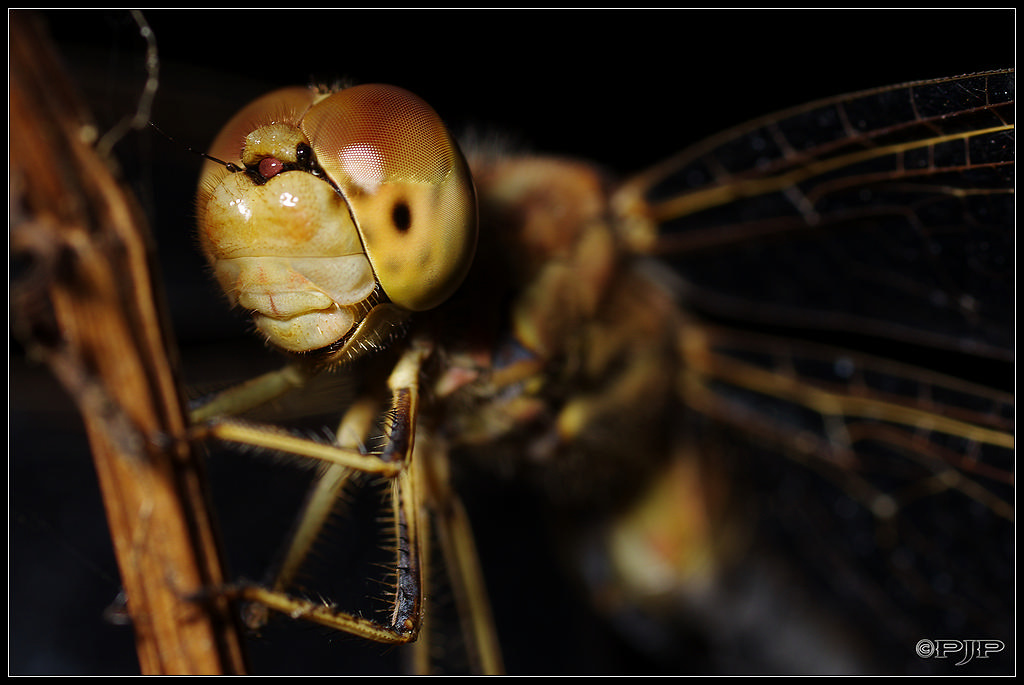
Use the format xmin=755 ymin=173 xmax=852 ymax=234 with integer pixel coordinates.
xmin=615 ymin=71 xmax=1015 ymax=673
xmin=617 ymin=70 xmax=1014 ymax=359
xmin=679 ymin=324 xmax=1013 ymax=669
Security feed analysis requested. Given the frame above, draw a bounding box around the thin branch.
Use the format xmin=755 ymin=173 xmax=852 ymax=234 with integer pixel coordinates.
xmin=10 ymin=11 xmax=248 ymax=675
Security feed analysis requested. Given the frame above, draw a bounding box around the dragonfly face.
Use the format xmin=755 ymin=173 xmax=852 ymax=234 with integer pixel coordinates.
xmin=195 ymin=84 xmax=477 ymax=362
xmin=12 ymin=9 xmax=1014 ymax=676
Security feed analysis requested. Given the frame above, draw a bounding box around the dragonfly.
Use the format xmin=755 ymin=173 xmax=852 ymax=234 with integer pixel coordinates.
xmin=181 ymin=69 xmax=1015 ymax=676
xmin=11 ymin=10 xmax=1014 ymax=676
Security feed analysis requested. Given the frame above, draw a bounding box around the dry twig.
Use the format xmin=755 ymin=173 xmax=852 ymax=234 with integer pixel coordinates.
xmin=10 ymin=11 xmax=248 ymax=675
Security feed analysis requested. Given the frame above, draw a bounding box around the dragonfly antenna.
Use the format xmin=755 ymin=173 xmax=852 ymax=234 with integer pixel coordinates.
xmin=148 ymin=121 xmax=242 ymax=173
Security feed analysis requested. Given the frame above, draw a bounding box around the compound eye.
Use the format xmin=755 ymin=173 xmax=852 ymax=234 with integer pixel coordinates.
xmin=300 ymin=84 xmax=477 ymax=311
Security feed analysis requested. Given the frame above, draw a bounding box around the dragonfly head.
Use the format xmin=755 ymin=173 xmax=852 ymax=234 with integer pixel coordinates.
xmin=196 ymin=84 xmax=477 ymax=363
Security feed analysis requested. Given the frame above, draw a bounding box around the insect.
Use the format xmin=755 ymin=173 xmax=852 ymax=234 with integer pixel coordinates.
xmin=14 ymin=9 xmax=1015 ymax=671
xmin=186 ymin=71 xmax=1016 ymax=675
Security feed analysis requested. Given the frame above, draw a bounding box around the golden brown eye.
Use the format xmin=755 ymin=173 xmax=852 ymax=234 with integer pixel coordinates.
xmin=299 ymin=84 xmax=478 ymax=312
xmin=195 ymin=84 xmax=477 ymax=360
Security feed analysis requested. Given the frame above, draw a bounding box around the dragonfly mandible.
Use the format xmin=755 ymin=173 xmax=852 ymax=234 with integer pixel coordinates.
xmin=11 ymin=9 xmax=1014 ymax=676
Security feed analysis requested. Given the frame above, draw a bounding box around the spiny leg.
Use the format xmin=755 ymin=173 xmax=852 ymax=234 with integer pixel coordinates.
xmin=190 ymin=344 xmax=431 ymax=478
xmin=198 ymin=343 xmax=432 ymax=643
xmin=432 ymin=491 xmax=504 ymax=675
xmin=241 ymin=395 xmax=377 ymax=631
xmin=234 ymin=450 xmax=424 ymax=643
xmin=189 ymin=362 xmax=318 ymax=423
xmin=414 ymin=433 xmax=505 ymax=675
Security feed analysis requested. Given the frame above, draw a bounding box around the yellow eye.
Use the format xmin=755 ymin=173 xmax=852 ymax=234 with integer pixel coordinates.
xmin=195 ymin=84 xmax=477 ymax=361
xmin=301 ymin=84 xmax=477 ymax=312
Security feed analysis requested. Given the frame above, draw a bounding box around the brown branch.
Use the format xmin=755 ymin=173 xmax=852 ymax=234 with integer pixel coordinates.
xmin=10 ymin=11 xmax=248 ymax=675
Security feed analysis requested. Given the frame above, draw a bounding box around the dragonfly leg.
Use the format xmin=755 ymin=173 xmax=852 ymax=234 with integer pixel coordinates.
xmin=241 ymin=395 xmax=378 ymax=632
xmin=200 ymin=343 xmax=433 ymax=643
xmin=413 ymin=433 xmax=505 ymax=675
xmin=229 ymin=455 xmax=425 ymax=644
xmin=189 ymin=362 xmax=318 ymax=422
xmin=191 ymin=343 xmax=432 ymax=477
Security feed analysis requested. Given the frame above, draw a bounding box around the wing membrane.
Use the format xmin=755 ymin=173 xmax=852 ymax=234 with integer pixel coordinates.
xmin=616 ymin=71 xmax=1014 ymax=359
xmin=677 ymin=321 xmax=1013 ymax=672
xmin=680 ymin=324 xmax=1013 ymax=507
xmin=618 ymin=71 xmax=1014 ymax=672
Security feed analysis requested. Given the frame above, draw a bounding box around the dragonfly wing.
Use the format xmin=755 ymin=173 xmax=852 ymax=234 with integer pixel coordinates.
xmin=617 ymin=70 xmax=1014 ymax=360
xmin=608 ymin=71 xmax=1014 ymax=673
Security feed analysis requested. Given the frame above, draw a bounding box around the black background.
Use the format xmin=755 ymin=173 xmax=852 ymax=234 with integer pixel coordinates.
xmin=10 ymin=8 xmax=1015 ymax=675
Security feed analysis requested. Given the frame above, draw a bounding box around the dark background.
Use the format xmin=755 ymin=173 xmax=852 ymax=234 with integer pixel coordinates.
xmin=10 ymin=8 xmax=1015 ymax=675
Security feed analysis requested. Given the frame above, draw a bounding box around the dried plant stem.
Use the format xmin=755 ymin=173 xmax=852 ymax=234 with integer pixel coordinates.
xmin=10 ymin=12 xmax=247 ymax=675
